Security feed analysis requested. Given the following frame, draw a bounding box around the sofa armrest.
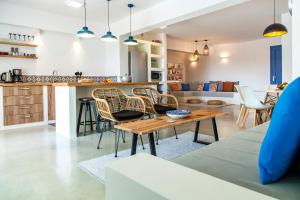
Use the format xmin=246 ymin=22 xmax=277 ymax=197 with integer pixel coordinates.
xmin=105 ymin=153 xmax=275 ymax=200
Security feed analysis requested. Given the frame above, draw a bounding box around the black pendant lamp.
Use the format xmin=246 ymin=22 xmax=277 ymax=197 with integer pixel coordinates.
xmin=192 ymin=40 xmax=200 ymax=62
xmin=203 ymin=40 xmax=209 ymax=56
xmin=263 ymin=0 xmax=288 ymax=37
xmin=76 ymin=0 xmax=95 ymax=38
xmin=101 ymin=0 xmax=117 ymax=42
xmin=124 ymin=4 xmax=138 ymax=46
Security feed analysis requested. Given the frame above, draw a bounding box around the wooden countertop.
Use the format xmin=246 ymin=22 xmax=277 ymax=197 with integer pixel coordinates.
xmin=52 ymin=81 xmax=159 ymax=87
xmin=0 ymin=82 xmax=159 ymax=87
xmin=0 ymin=82 xmax=53 ymax=87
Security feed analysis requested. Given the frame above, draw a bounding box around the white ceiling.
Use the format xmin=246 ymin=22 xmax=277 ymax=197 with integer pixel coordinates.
xmin=0 ymin=0 xmax=165 ymax=23
xmin=152 ymin=0 xmax=289 ymax=45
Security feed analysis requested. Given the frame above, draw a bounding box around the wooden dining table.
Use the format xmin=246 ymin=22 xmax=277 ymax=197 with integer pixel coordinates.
xmin=115 ymin=109 xmax=228 ymax=156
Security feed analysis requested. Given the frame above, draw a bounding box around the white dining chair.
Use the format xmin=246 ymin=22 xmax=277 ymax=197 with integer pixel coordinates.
xmin=235 ymin=85 xmax=273 ymax=128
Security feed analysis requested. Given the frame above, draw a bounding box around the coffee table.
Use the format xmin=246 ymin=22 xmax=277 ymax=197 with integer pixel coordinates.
xmin=115 ymin=109 xmax=228 ymax=156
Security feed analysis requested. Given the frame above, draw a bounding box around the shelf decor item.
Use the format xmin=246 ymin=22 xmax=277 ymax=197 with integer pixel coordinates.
xmin=191 ymin=40 xmax=200 ymax=62
xmin=101 ymin=0 xmax=117 ymax=42
xmin=166 ymin=110 xmax=192 ymax=120
xmin=203 ymin=40 xmax=209 ymax=56
xmin=76 ymin=0 xmax=95 ymax=38
xmin=124 ymin=4 xmax=138 ymax=46
xmin=263 ymin=0 xmax=288 ymax=37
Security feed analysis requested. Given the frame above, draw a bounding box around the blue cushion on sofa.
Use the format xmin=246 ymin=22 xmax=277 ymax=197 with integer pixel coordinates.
xmin=203 ymin=83 xmax=210 ymax=91
xmin=181 ymin=83 xmax=190 ymax=91
xmin=259 ymin=77 xmax=300 ymax=184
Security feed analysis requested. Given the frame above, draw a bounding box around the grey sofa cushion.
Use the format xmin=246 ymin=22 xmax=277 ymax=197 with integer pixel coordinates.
xmin=171 ymin=91 xmax=194 ymax=97
xmin=173 ymin=125 xmax=300 ymax=200
xmin=189 ymin=82 xmax=199 ymax=91
xmin=193 ymin=91 xmax=235 ymax=98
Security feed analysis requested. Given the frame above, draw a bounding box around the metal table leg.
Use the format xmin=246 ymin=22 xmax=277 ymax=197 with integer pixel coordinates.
xmin=148 ymin=133 xmax=157 ymax=156
xmin=193 ymin=117 xmax=219 ymax=145
xmin=131 ymin=133 xmax=138 ymax=155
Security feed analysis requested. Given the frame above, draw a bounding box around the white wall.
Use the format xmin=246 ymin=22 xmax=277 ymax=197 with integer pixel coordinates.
xmin=0 ymin=24 xmax=117 ymax=76
xmin=168 ymin=38 xmax=281 ymax=90
xmin=281 ymin=13 xmax=293 ymax=82
xmin=167 ymin=37 xmax=194 ymax=53
xmin=292 ymin=0 xmax=300 ymax=79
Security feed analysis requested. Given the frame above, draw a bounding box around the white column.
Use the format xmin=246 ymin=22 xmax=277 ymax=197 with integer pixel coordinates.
xmin=292 ymin=0 xmax=300 ymax=79
xmin=282 ymin=13 xmax=292 ymax=82
xmin=55 ymin=86 xmax=77 ymax=139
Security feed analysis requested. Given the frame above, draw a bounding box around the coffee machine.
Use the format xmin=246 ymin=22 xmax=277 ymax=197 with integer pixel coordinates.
xmin=1 ymin=71 xmax=14 ymax=83
xmin=12 ymin=69 xmax=22 ymax=82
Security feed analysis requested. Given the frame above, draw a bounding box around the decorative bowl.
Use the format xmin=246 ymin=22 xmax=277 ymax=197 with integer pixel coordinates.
xmin=166 ymin=110 xmax=192 ymax=120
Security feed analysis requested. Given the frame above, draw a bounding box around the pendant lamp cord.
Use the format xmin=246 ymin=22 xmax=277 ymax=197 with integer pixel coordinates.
xmin=84 ymin=0 xmax=87 ymax=27
xmin=129 ymin=6 xmax=132 ymax=36
xmin=273 ymin=0 xmax=276 ymax=23
xmin=107 ymin=0 xmax=111 ymax=31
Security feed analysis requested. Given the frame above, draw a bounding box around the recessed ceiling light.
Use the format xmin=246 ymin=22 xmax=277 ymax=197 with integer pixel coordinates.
xmin=65 ymin=0 xmax=83 ymax=8
xmin=160 ymin=25 xmax=168 ymax=29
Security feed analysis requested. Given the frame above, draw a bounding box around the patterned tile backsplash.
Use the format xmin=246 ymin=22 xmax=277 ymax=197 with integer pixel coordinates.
xmin=22 ymin=75 xmax=118 ymax=83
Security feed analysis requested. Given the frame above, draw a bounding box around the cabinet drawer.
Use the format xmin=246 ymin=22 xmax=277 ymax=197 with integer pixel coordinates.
xmin=4 ymin=104 xmax=43 ymax=116
xmin=3 ymin=86 xmax=43 ymax=96
xmin=4 ymin=113 xmax=43 ymax=126
xmin=3 ymin=95 xmax=43 ymax=106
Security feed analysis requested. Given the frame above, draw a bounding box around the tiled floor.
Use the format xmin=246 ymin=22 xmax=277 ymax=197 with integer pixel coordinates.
xmin=0 ymin=104 xmax=254 ymax=200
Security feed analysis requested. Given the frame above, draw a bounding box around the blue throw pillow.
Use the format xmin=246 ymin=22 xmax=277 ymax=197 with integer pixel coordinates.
xmin=203 ymin=83 xmax=210 ymax=91
xmin=259 ymin=77 xmax=300 ymax=184
xmin=181 ymin=83 xmax=190 ymax=91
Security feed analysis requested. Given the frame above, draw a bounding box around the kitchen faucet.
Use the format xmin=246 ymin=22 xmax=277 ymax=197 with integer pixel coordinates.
xmin=52 ymin=70 xmax=58 ymax=83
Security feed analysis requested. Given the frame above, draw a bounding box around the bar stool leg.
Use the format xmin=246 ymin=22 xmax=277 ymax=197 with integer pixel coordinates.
xmin=97 ymin=124 xmax=104 ymax=149
xmin=156 ymin=131 xmax=159 ymax=145
xmin=173 ymin=126 xmax=178 ymax=139
xmin=92 ymin=102 xmax=101 ymax=133
xmin=87 ymin=102 xmax=93 ymax=132
xmin=83 ymin=102 xmax=88 ymax=136
xmin=140 ymin=136 xmax=145 ymax=150
xmin=122 ymin=131 xmax=126 ymax=143
xmin=76 ymin=102 xmax=84 ymax=137
xmin=115 ymin=130 xmax=121 ymax=157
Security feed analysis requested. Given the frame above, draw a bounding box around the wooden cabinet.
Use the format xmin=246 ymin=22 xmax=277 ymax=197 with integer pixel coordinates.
xmin=47 ymin=86 xmax=56 ymax=121
xmin=3 ymin=86 xmax=44 ymax=126
xmin=3 ymin=86 xmax=43 ymax=96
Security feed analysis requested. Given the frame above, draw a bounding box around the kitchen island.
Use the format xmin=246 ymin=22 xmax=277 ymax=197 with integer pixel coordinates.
xmin=52 ymin=82 xmax=159 ymax=139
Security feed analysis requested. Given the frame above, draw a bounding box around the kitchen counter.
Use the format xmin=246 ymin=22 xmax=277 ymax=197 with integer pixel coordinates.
xmin=54 ymin=81 xmax=159 ymax=139
xmin=0 ymin=81 xmax=159 ymax=87
xmin=0 ymin=82 xmax=53 ymax=87
xmin=52 ymin=81 xmax=159 ymax=87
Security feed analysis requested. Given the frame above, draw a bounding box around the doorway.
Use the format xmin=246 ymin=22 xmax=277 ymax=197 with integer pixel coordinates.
xmin=270 ymin=45 xmax=282 ymax=84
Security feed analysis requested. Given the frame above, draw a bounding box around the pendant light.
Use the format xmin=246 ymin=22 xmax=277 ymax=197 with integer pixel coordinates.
xmin=192 ymin=40 xmax=200 ymax=62
xmin=76 ymin=0 xmax=95 ymax=38
xmin=203 ymin=40 xmax=209 ymax=56
xmin=263 ymin=0 xmax=288 ymax=37
xmin=124 ymin=4 xmax=138 ymax=46
xmin=101 ymin=0 xmax=117 ymax=42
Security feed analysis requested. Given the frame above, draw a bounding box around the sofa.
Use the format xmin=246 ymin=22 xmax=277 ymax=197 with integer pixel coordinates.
xmin=168 ymin=81 xmax=241 ymax=104
xmin=105 ymin=123 xmax=300 ymax=200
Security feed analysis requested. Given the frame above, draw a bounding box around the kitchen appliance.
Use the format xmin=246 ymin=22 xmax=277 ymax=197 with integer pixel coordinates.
xmin=1 ymin=71 xmax=14 ymax=83
xmin=12 ymin=69 xmax=22 ymax=82
xmin=128 ymin=50 xmax=147 ymax=82
xmin=151 ymin=71 xmax=162 ymax=81
xmin=120 ymin=74 xmax=132 ymax=82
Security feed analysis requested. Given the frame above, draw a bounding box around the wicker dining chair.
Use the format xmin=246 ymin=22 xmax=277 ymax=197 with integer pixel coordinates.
xmin=132 ymin=87 xmax=179 ymax=143
xmin=92 ymin=88 xmax=146 ymax=157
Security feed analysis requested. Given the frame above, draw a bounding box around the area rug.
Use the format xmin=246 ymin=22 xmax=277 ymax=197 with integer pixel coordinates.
xmin=79 ymin=131 xmax=213 ymax=183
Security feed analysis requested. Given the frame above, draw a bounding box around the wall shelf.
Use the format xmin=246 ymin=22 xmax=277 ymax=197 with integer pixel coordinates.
xmin=136 ymin=39 xmax=162 ymax=47
xmin=150 ymin=68 xmax=164 ymax=71
xmin=0 ymin=55 xmax=38 ymax=59
xmin=151 ymin=54 xmax=161 ymax=58
xmin=0 ymin=40 xmax=38 ymax=47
